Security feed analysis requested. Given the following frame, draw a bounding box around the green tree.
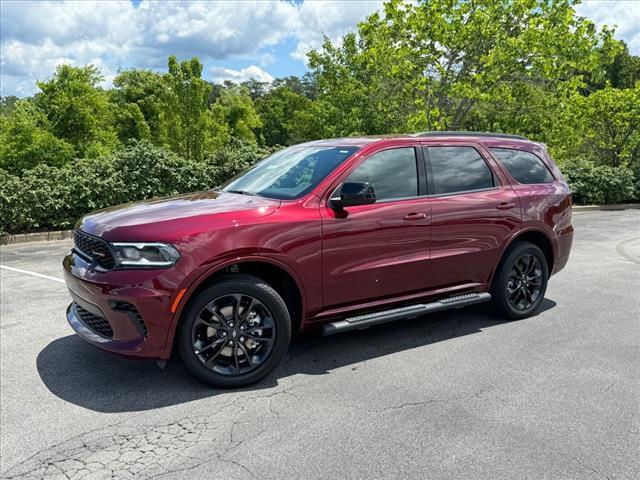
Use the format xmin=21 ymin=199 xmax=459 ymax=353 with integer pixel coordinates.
xmin=0 ymin=96 xmax=19 ymax=115
xmin=163 ymin=56 xmax=226 ymax=161
xmin=241 ymin=79 xmax=269 ymax=100
xmin=213 ymin=85 xmax=262 ymax=142
xmin=272 ymin=74 xmax=319 ymax=100
xmin=607 ymin=43 xmax=640 ymax=89
xmin=111 ymin=69 xmax=168 ymax=143
xmin=111 ymin=102 xmax=152 ymax=144
xmin=0 ymin=100 xmax=74 ymax=174
xmin=586 ymin=41 xmax=640 ymax=91
xmin=36 ymin=64 xmax=118 ymax=157
xmin=573 ymin=86 xmax=640 ymax=168
xmin=308 ymin=0 xmax=615 ymax=133
xmin=256 ymin=86 xmax=311 ymax=146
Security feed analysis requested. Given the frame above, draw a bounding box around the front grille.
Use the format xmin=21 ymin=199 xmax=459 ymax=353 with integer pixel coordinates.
xmin=74 ymin=303 xmax=114 ymax=339
xmin=73 ymin=230 xmax=115 ymax=269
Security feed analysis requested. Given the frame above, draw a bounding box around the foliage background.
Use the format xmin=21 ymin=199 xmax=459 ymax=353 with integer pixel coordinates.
xmin=1 ymin=0 xmax=639 ymax=234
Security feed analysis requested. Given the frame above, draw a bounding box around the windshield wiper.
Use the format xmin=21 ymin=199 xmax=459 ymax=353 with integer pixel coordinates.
xmin=226 ymin=189 xmax=256 ymax=196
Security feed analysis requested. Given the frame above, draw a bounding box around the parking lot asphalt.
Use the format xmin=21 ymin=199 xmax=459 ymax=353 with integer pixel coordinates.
xmin=1 ymin=210 xmax=639 ymax=480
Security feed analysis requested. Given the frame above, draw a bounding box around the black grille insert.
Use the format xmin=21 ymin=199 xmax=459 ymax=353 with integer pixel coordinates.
xmin=74 ymin=303 xmax=114 ymax=339
xmin=109 ymin=301 xmax=148 ymax=337
xmin=73 ymin=230 xmax=115 ymax=269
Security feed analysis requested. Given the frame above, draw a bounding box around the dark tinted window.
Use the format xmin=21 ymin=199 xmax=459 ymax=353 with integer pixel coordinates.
xmin=346 ymin=148 xmax=418 ymax=200
xmin=491 ymin=148 xmax=554 ymax=184
xmin=428 ymin=147 xmax=494 ymax=194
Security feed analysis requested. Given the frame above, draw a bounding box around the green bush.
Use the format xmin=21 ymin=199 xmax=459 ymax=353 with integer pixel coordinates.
xmin=205 ymin=137 xmax=276 ymax=186
xmin=562 ymin=161 xmax=636 ymax=204
xmin=0 ymin=140 xmax=270 ymax=235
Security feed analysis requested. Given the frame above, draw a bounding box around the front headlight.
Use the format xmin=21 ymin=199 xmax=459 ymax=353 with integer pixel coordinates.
xmin=111 ymin=242 xmax=181 ymax=268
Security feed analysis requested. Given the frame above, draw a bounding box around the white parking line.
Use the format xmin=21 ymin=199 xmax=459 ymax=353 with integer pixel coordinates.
xmin=0 ymin=264 xmax=65 ymax=284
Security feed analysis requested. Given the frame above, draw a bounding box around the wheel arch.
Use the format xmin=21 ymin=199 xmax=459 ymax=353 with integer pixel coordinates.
xmin=166 ymin=257 xmax=306 ymax=351
xmin=489 ymin=229 xmax=554 ymax=287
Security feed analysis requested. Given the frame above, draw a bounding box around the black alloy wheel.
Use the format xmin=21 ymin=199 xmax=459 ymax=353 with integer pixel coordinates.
xmin=506 ymin=253 xmax=544 ymax=311
xmin=179 ymin=275 xmax=291 ymax=388
xmin=192 ymin=293 xmax=275 ymax=375
xmin=490 ymin=241 xmax=548 ymax=319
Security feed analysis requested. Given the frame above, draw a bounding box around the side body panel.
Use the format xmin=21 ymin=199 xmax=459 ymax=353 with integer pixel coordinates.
xmin=320 ymin=197 xmax=431 ymax=309
xmin=428 ymin=189 xmax=522 ymax=288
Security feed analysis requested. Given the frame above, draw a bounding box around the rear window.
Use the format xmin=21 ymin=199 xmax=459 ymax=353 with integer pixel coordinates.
xmin=491 ymin=148 xmax=554 ymax=184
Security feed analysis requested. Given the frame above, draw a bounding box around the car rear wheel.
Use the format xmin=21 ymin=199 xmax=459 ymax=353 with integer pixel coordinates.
xmin=178 ymin=275 xmax=291 ymax=388
xmin=490 ymin=241 xmax=548 ymax=319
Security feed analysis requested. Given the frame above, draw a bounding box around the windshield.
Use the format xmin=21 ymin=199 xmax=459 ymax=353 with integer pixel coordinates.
xmin=222 ymin=145 xmax=360 ymax=200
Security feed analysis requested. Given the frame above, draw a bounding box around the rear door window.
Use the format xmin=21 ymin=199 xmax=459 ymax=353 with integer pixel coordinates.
xmin=490 ymin=148 xmax=554 ymax=184
xmin=427 ymin=146 xmax=495 ymax=195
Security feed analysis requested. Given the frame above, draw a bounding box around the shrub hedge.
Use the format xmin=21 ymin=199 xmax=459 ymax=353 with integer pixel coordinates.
xmin=0 ymin=140 xmax=271 ymax=235
xmin=1 ymin=142 xmax=638 ymax=235
xmin=562 ymin=161 xmax=637 ymax=205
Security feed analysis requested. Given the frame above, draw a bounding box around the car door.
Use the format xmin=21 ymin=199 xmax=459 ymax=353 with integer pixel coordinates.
xmin=424 ymin=143 xmax=521 ymax=290
xmin=321 ymin=145 xmax=431 ymax=309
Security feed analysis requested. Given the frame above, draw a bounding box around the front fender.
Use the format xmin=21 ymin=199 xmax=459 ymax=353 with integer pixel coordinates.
xmin=162 ymin=254 xmax=309 ymax=351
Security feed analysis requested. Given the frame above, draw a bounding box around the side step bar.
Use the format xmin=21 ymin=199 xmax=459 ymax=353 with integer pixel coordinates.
xmin=322 ymin=292 xmax=491 ymax=336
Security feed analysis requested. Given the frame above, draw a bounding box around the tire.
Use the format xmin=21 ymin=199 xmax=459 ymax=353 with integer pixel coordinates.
xmin=178 ymin=274 xmax=291 ymax=388
xmin=490 ymin=241 xmax=549 ymax=320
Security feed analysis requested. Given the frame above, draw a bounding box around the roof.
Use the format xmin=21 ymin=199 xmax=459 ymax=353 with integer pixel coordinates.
xmin=298 ymin=136 xmax=398 ymax=147
xmin=415 ymin=131 xmax=529 ymax=140
xmin=296 ymin=131 xmax=531 ymax=147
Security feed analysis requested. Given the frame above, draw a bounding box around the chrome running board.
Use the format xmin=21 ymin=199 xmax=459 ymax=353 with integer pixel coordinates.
xmin=322 ymin=292 xmax=491 ymax=336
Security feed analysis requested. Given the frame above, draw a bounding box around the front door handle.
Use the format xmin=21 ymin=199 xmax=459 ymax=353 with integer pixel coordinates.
xmin=403 ymin=212 xmax=427 ymax=221
xmin=496 ymin=202 xmax=516 ymax=210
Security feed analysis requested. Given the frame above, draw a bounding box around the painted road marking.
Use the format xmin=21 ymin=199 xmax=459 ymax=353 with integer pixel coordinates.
xmin=0 ymin=264 xmax=65 ymax=284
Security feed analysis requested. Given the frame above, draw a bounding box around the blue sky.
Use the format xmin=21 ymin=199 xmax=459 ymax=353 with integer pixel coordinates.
xmin=1 ymin=0 xmax=639 ymax=97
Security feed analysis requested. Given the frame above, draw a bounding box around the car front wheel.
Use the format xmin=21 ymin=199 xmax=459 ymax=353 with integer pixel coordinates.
xmin=178 ymin=275 xmax=291 ymax=388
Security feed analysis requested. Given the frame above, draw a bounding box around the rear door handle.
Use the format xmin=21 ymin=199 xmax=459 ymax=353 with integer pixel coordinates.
xmin=403 ymin=212 xmax=427 ymax=221
xmin=496 ymin=202 xmax=516 ymax=210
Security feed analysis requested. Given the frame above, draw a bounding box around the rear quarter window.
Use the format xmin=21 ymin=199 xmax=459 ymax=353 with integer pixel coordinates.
xmin=491 ymin=148 xmax=554 ymax=184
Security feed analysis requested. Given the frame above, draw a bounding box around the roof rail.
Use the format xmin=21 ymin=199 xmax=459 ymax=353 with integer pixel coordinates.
xmin=415 ymin=131 xmax=529 ymax=140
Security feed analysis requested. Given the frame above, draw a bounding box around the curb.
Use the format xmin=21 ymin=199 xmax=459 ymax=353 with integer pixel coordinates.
xmin=572 ymin=203 xmax=640 ymax=212
xmin=0 ymin=230 xmax=73 ymax=246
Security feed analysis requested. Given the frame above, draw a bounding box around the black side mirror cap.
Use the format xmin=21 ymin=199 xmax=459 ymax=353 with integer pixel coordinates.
xmin=330 ymin=181 xmax=376 ymax=209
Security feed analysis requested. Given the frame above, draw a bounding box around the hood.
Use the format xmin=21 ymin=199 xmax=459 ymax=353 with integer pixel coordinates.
xmin=77 ymin=191 xmax=281 ymax=241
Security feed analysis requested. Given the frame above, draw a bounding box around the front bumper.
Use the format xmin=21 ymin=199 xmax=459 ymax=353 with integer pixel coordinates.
xmin=63 ymin=250 xmax=186 ymax=359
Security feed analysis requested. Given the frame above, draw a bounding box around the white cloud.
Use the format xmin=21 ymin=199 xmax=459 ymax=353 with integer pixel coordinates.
xmin=259 ymin=53 xmax=276 ymax=67
xmin=2 ymin=0 xmax=637 ymax=97
xmin=210 ymin=65 xmax=275 ymax=84
xmin=0 ymin=0 xmax=386 ymax=96
xmin=290 ymin=1 xmax=384 ymax=61
xmin=0 ymin=0 xmax=298 ymax=96
xmin=575 ymin=1 xmax=640 ymax=54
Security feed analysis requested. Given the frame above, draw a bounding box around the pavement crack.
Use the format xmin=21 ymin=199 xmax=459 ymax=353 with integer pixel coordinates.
xmin=369 ymin=388 xmax=488 ymax=413
xmin=554 ymin=451 xmax=612 ymax=480
xmin=1 ymin=383 xmax=303 ymax=479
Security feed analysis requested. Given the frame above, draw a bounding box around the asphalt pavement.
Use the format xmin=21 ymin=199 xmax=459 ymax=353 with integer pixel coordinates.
xmin=1 ymin=210 xmax=638 ymax=479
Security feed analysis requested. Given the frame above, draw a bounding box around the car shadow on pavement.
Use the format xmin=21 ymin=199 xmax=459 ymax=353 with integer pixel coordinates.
xmin=37 ymin=299 xmax=556 ymax=413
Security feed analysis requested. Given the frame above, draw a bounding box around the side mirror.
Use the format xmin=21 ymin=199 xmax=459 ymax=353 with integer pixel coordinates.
xmin=330 ymin=181 xmax=376 ymax=209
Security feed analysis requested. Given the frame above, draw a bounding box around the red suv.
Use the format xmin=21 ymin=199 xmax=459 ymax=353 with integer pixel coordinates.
xmin=63 ymin=132 xmax=573 ymax=387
